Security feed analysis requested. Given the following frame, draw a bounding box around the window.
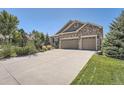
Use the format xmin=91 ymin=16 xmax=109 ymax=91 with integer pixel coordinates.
xmin=73 ymin=23 xmax=78 ymax=28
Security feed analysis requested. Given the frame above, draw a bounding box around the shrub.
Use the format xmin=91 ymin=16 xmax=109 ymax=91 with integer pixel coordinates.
xmin=15 ymin=47 xmax=24 ymax=56
xmin=46 ymin=45 xmax=53 ymax=50
xmin=0 ymin=45 xmax=17 ymax=58
xmin=15 ymin=46 xmax=37 ymax=56
xmin=2 ymin=48 xmax=11 ymax=58
xmin=35 ymin=43 xmax=42 ymax=51
xmin=26 ymin=45 xmax=37 ymax=54
xmin=42 ymin=46 xmax=48 ymax=51
xmin=10 ymin=47 xmax=17 ymax=57
xmin=0 ymin=50 xmax=2 ymax=58
xmin=27 ymin=41 xmax=39 ymax=52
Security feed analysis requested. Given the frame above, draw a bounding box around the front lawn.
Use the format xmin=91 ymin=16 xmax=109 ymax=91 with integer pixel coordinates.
xmin=71 ymin=54 xmax=124 ymax=85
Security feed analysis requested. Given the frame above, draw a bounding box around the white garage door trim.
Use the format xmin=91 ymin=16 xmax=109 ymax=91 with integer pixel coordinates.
xmin=60 ymin=37 xmax=78 ymax=40
xmin=81 ymin=35 xmax=97 ymax=50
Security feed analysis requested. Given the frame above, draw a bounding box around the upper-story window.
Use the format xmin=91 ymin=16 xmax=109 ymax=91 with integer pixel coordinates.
xmin=89 ymin=29 xmax=92 ymax=33
xmin=73 ymin=23 xmax=79 ymax=28
xmin=73 ymin=24 xmax=76 ymax=28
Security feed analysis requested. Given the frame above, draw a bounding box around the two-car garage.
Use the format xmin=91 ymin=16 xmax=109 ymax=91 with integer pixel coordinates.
xmin=60 ymin=36 xmax=97 ymax=50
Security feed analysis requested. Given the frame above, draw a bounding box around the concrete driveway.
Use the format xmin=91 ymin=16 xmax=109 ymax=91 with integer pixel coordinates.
xmin=0 ymin=49 xmax=95 ymax=85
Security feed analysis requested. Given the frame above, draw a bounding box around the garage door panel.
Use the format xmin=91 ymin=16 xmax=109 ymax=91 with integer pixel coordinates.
xmin=61 ymin=39 xmax=78 ymax=49
xmin=82 ymin=37 xmax=96 ymax=50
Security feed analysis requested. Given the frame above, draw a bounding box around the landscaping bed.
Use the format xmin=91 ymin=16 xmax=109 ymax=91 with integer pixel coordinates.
xmin=0 ymin=43 xmax=53 ymax=59
xmin=71 ymin=54 xmax=124 ymax=85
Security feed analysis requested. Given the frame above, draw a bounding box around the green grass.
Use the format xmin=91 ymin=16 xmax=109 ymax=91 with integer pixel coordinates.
xmin=71 ymin=54 xmax=124 ymax=85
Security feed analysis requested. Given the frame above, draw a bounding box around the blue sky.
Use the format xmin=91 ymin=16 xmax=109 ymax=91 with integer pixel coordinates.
xmin=0 ymin=8 xmax=123 ymax=36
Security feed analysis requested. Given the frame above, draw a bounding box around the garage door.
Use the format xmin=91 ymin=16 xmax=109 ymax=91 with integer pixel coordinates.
xmin=82 ymin=37 xmax=96 ymax=50
xmin=61 ymin=39 xmax=78 ymax=49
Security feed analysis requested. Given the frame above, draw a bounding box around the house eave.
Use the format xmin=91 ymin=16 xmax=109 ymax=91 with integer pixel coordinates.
xmin=55 ymin=20 xmax=103 ymax=36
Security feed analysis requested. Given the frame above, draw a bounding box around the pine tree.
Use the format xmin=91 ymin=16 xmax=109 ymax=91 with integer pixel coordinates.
xmin=102 ymin=11 xmax=124 ymax=59
xmin=44 ymin=33 xmax=50 ymax=45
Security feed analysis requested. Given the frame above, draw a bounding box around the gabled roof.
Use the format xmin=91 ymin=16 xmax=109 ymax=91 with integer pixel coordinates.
xmin=56 ymin=20 xmax=74 ymax=34
xmin=56 ymin=20 xmax=103 ymax=35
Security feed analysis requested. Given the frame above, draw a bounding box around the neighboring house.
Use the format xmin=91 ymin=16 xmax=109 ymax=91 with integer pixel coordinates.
xmin=50 ymin=20 xmax=103 ymax=50
xmin=25 ymin=34 xmax=35 ymax=41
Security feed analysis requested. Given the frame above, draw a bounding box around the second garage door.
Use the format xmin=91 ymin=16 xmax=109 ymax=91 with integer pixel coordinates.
xmin=61 ymin=39 xmax=78 ymax=49
xmin=82 ymin=37 xmax=96 ymax=50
